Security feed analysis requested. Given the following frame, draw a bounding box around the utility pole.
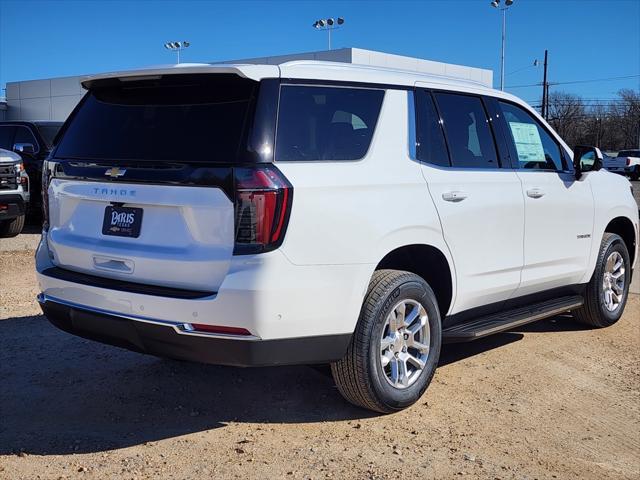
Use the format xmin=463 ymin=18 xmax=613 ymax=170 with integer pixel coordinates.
xmin=500 ymin=7 xmax=506 ymax=91
xmin=541 ymin=49 xmax=549 ymax=120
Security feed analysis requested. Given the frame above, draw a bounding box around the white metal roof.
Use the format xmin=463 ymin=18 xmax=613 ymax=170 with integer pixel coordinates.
xmin=81 ymin=60 xmax=495 ymax=92
xmin=277 ymin=60 xmax=493 ymax=90
xmin=78 ymin=59 xmax=532 ymax=109
xmin=79 ymin=48 xmax=496 ymax=94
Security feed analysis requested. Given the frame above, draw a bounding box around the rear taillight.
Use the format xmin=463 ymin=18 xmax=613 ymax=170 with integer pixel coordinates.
xmin=42 ymin=160 xmax=51 ymax=231
xmin=233 ymin=165 xmax=292 ymax=255
xmin=627 ymin=158 xmax=631 ymax=166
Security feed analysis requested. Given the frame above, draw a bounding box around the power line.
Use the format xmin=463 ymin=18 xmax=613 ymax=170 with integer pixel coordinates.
xmin=524 ymin=101 xmax=639 ymax=106
xmin=508 ymin=74 xmax=640 ymax=89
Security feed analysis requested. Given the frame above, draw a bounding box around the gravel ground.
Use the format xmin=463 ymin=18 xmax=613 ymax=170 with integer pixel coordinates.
xmin=1 ymin=244 xmax=639 ymax=478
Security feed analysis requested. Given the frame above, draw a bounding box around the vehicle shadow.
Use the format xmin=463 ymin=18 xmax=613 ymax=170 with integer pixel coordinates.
xmin=438 ymin=314 xmax=590 ymax=366
xmin=0 ymin=312 xmax=581 ymax=456
xmin=439 ymin=332 xmax=524 ymax=367
xmin=0 ymin=314 xmax=373 ymax=456
xmin=512 ymin=314 xmax=592 ymax=333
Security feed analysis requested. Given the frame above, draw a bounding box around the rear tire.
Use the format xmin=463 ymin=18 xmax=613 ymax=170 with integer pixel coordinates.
xmin=0 ymin=214 xmax=25 ymax=238
xmin=573 ymin=233 xmax=630 ymax=328
xmin=331 ymin=269 xmax=441 ymax=413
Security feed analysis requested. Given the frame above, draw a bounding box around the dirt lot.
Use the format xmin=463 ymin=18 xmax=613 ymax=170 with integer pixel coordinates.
xmin=1 ymin=235 xmax=639 ymax=479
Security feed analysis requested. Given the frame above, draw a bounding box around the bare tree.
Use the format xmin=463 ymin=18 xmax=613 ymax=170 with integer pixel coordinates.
xmin=546 ymin=91 xmax=586 ymax=147
xmin=610 ymin=89 xmax=640 ymax=149
xmin=542 ymin=89 xmax=640 ymax=151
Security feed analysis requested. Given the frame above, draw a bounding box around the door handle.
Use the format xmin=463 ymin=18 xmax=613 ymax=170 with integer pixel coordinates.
xmin=442 ymin=190 xmax=468 ymax=202
xmin=526 ymin=188 xmax=545 ymax=199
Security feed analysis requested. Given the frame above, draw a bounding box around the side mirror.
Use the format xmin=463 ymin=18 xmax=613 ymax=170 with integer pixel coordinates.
xmin=13 ymin=143 xmax=35 ymax=155
xmin=573 ymin=145 xmax=603 ymax=179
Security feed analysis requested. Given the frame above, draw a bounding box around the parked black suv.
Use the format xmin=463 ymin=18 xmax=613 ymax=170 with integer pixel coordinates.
xmin=0 ymin=121 xmax=63 ymax=219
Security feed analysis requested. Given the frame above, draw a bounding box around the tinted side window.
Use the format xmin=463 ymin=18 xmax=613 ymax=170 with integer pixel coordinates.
xmin=415 ymin=90 xmax=450 ymax=167
xmin=276 ymin=86 xmax=384 ymax=161
xmin=14 ymin=126 xmax=39 ymax=151
xmin=498 ymin=101 xmax=563 ymax=171
xmin=434 ymin=93 xmax=498 ymax=168
xmin=0 ymin=126 xmax=16 ymax=150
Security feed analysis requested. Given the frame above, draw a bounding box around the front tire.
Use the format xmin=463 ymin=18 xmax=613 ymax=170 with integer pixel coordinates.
xmin=331 ymin=269 xmax=442 ymax=413
xmin=573 ymin=233 xmax=630 ymax=328
xmin=0 ymin=214 xmax=25 ymax=238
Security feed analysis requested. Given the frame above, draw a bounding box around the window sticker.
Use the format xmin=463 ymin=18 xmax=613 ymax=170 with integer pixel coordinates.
xmin=509 ymin=122 xmax=545 ymax=162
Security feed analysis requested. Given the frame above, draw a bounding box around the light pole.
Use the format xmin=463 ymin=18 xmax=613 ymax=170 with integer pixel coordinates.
xmin=164 ymin=41 xmax=190 ymax=64
xmin=490 ymin=0 xmax=515 ymax=91
xmin=313 ymin=17 xmax=345 ymax=50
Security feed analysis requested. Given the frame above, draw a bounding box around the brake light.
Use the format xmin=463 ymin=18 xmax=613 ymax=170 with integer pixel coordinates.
xmin=627 ymin=158 xmax=631 ymax=166
xmin=233 ymin=165 xmax=292 ymax=255
xmin=42 ymin=160 xmax=51 ymax=231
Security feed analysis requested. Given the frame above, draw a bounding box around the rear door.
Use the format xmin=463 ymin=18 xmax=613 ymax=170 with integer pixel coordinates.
xmin=45 ymin=73 xmax=265 ymax=292
xmin=494 ymin=99 xmax=594 ymax=295
xmin=415 ymin=89 xmax=524 ymax=313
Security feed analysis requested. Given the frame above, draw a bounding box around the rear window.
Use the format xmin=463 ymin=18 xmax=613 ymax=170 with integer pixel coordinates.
xmin=275 ymin=85 xmax=384 ymax=161
xmin=54 ymin=74 xmax=258 ymax=163
xmin=617 ymin=150 xmax=640 ymax=157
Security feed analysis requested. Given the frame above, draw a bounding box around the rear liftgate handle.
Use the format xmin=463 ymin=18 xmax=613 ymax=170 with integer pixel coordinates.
xmin=442 ymin=190 xmax=468 ymax=203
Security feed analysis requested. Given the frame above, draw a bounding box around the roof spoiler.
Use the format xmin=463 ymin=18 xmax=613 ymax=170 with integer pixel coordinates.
xmin=80 ymin=64 xmax=279 ymax=89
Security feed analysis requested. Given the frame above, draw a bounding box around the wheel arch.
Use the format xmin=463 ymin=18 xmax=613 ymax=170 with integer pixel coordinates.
xmin=375 ymin=244 xmax=454 ymax=318
xmin=605 ymin=216 xmax=637 ymax=266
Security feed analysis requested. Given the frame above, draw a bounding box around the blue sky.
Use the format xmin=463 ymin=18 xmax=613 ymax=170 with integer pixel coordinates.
xmin=0 ymin=0 xmax=638 ymax=105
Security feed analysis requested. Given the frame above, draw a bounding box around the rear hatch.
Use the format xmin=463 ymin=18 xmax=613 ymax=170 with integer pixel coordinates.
xmin=45 ymin=71 xmax=282 ymax=293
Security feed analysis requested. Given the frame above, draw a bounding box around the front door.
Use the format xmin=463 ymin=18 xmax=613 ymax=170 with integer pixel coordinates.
xmin=495 ymin=100 xmax=594 ymax=296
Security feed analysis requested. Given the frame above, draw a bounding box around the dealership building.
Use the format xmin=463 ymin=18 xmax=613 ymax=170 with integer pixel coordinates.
xmin=0 ymin=48 xmax=493 ymax=122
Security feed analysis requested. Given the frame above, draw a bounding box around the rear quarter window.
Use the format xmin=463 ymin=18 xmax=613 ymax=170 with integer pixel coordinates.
xmin=275 ymin=85 xmax=384 ymax=161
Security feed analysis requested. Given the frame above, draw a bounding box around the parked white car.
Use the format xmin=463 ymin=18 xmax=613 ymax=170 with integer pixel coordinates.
xmin=36 ymin=62 xmax=638 ymax=413
xmin=617 ymin=149 xmax=640 ymax=180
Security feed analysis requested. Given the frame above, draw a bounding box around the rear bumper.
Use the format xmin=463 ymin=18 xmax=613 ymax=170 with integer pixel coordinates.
xmin=36 ymin=235 xmax=372 ymax=341
xmin=0 ymin=193 xmax=25 ymax=220
xmin=39 ymin=294 xmax=351 ymax=367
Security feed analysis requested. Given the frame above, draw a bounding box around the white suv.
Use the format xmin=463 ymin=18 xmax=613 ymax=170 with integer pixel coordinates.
xmin=36 ymin=62 xmax=638 ymax=413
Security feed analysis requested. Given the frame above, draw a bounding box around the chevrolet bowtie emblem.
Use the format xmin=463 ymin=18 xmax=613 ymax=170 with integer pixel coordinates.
xmin=105 ymin=167 xmax=126 ymax=178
